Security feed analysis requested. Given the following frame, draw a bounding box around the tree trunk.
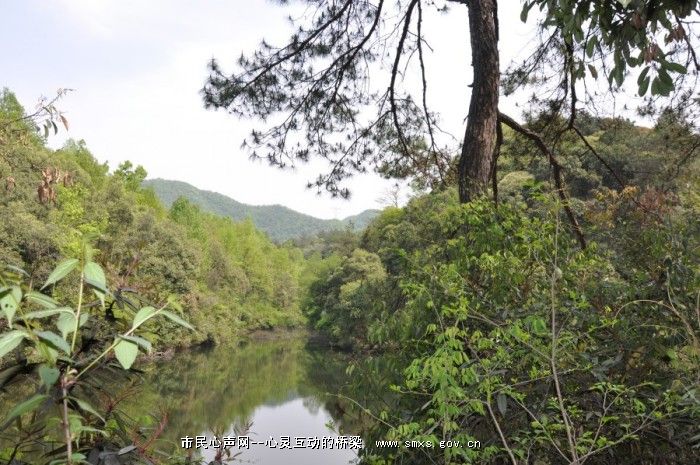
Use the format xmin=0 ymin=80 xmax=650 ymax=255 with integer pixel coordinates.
xmin=458 ymin=0 xmax=500 ymax=203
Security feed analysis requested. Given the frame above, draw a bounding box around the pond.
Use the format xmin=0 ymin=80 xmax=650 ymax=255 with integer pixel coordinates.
xmin=115 ymin=334 xmax=384 ymax=465
xmin=0 ymin=334 xmax=405 ymax=464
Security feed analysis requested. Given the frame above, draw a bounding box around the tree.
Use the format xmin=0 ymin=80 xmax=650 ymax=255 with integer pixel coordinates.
xmin=113 ymin=160 xmax=148 ymax=192
xmin=376 ymin=182 xmax=402 ymax=208
xmin=202 ymin=0 xmax=698 ymax=207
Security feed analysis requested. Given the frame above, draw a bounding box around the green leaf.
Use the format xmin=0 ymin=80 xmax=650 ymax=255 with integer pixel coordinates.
xmin=71 ymin=397 xmax=105 ymax=422
xmin=83 ymin=261 xmax=106 ymax=292
xmin=38 ymin=365 xmax=60 ymax=387
xmin=638 ymin=76 xmax=650 ymax=96
xmin=56 ymin=312 xmax=77 ymax=340
xmin=36 ymin=340 xmax=58 ymax=365
xmin=637 ymin=67 xmax=650 ymax=86
xmin=658 ymin=68 xmax=673 ymax=87
xmin=160 ymin=310 xmax=194 ymax=330
xmin=657 ymin=75 xmax=673 ymax=96
xmin=42 ymin=258 xmax=79 ymax=290
xmin=5 ymin=394 xmax=48 ymax=423
xmin=520 ymin=2 xmax=532 ymax=22
xmin=21 ymin=307 xmax=73 ymax=321
xmin=132 ymin=306 xmax=156 ymax=329
xmin=93 ymin=289 xmax=105 ymax=308
xmin=24 ymin=291 xmax=59 ymax=309
xmin=531 ymin=317 xmax=548 ymax=336
xmin=664 ymin=62 xmax=687 ymax=74
xmin=119 ymin=335 xmax=152 ymax=353
xmin=113 ymin=339 xmax=138 ymax=369
xmin=613 ymin=65 xmax=624 ymax=87
xmin=0 ymin=286 xmax=22 ymax=327
xmin=5 ymin=265 xmax=29 ymax=277
xmin=0 ymin=330 xmax=25 ymax=359
xmin=587 ymin=64 xmax=598 ymax=79
xmin=586 ymin=36 xmax=598 ymax=58
xmin=37 ymin=331 xmax=71 ymax=354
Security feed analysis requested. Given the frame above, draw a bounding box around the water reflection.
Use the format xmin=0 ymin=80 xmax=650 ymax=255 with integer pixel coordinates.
xmin=119 ymin=336 xmax=364 ymax=464
xmin=0 ymin=335 xmax=405 ymax=464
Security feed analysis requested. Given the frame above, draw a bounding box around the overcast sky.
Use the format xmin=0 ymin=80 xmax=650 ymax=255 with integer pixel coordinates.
xmin=2 ymin=0 xmax=539 ymax=219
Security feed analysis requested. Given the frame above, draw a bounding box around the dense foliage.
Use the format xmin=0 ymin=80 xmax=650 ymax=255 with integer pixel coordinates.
xmin=305 ymin=115 xmax=700 ymax=463
xmin=0 ymin=88 xmax=331 ymax=463
xmin=3 ymin=74 xmax=699 ymax=464
xmin=0 ymin=89 xmax=308 ymax=347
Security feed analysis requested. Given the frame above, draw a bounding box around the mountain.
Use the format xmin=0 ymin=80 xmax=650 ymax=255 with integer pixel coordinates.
xmin=142 ymin=178 xmax=380 ymax=241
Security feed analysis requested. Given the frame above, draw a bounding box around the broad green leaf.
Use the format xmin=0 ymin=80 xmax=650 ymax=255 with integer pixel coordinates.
xmin=37 ymin=331 xmax=71 ymax=354
xmin=5 ymin=394 xmax=48 ymax=423
xmin=0 ymin=331 xmax=25 ymax=359
xmin=37 ymin=341 xmax=59 ymax=365
xmin=71 ymin=397 xmax=105 ymax=422
xmin=38 ymin=365 xmax=60 ymax=387
xmin=79 ymin=313 xmax=89 ymax=328
xmin=21 ymin=307 xmax=73 ymax=321
xmin=120 ymin=335 xmax=152 ymax=353
xmin=638 ymin=76 xmax=650 ymax=96
xmin=57 ymin=312 xmax=77 ymax=340
xmin=617 ymin=0 xmax=632 ymax=6
xmin=69 ymin=413 xmax=82 ymax=433
xmin=637 ymin=66 xmax=650 ymax=86
xmin=113 ymin=339 xmax=138 ymax=369
xmin=24 ymin=291 xmax=59 ymax=309
xmin=585 ymin=36 xmax=598 ymax=58
xmin=658 ymin=68 xmax=673 ymax=87
xmin=94 ymin=289 xmax=105 ymax=308
xmin=160 ymin=310 xmax=194 ymax=330
xmin=613 ymin=65 xmax=624 ymax=87
xmin=657 ymin=76 xmax=673 ymax=96
xmin=83 ymin=261 xmax=106 ymax=292
xmin=42 ymin=258 xmax=79 ymax=290
xmin=664 ymin=62 xmax=687 ymax=74
xmin=132 ymin=306 xmax=156 ymax=329
xmin=531 ymin=317 xmax=548 ymax=336
xmin=0 ymin=286 xmax=22 ymax=327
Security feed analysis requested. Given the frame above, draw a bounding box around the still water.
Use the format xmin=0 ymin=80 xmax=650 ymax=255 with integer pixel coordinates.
xmin=117 ymin=335 xmax=376 ymax=464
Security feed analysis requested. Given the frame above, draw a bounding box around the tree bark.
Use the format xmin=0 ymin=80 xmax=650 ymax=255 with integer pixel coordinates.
xmin=458 ymin=0 xmax=500 ymax=203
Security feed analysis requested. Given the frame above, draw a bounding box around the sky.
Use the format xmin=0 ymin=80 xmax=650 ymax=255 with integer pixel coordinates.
xmin=1 ymin=0 xmax=537 ymax=219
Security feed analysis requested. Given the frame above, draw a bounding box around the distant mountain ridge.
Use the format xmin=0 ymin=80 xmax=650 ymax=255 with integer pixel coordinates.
xmin=143 ymin=178 xmax=380 ymax=241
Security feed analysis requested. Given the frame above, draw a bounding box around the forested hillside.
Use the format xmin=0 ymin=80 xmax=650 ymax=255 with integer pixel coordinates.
xmin=2 ymin=0 xmax=700 ymax=462
xmin=143 ymin=178 xmax=379 ymax=241
xmin=0 ymin=89 xmax=307 ymax=347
